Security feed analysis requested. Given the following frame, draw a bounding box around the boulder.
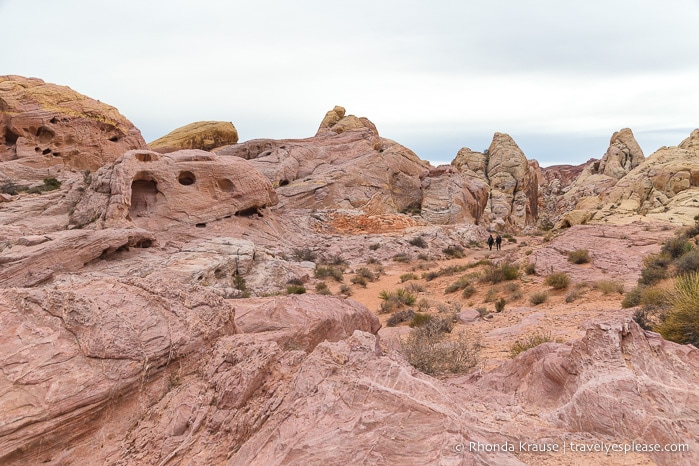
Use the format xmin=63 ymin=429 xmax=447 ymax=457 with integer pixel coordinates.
xmin=0 ymin=75 xmax=146 ymax=176
xmin=148 ymin=121 xmax=239 ymax=153
xmin=69 ymin=149 xmax=278 ymax=230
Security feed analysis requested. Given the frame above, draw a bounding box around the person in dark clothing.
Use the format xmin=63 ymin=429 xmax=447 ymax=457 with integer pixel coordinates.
xmin=495 ymin=235 xmax=502 ymax=251
xmin=487 ymin=234 xmax=494 ymax=251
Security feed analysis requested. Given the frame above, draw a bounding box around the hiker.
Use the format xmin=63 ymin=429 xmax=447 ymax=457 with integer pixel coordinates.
xmin=495 ymin=234 xmax=502 ymax=251
xmin=487 ymin=234 xmax=494 ymax=250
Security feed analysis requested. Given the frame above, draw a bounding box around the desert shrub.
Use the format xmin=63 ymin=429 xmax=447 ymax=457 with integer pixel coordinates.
xmin=539 ymin=217 xmax=554 ymax=231
xmin=355 ymin=267 xmax=376 ymax=281
xmin=402 ymin=329 xmax=480 ymax=375
xmin=339 ymin=284 xmax=351 ymax=295
xmin=621 ymin=286 xmax=643 ymax=310
xmin=593 ymin=280 xmax=624 ymax=295
xmin=565 ymin=288 xmax=583 ymax=303
xmin=366 ymin=257 xmax=380 ymax=264
xmin=495 ymin=298 xmax=506 ymax=313
xmin=292 ymin=248 xmax=317 ymax=262
xmin=43 ymin=177 xmax=61 ymax=190
xmin=286 ymin=278 xmax=304 ymax=286
xmin=286 ymin=284 xmax=306 ymax=294
xmin=632 ymin=308 xmax=655 ymax=331
xmin=315 ymin=265 xmax=343 ymax=282
xmin=476 ymin=307 xmax=489 ymax=317
xmin=638 ymin=266 xmax=667 ymax=286
xmin=462 ymin=284 xmax=476 ymax=298
xmin=655 ymin=272 xmax=699 ymax=346
xmin=233 ymin=274 xmax=250 ymax=298
xmin=484 ymin=287 xmax=499 ymax=303
xmin=369 ymin=243 xmax=381 ymax=251
xmin=400 ymin=272 xmax=419 ymax=283
xmin=445 ymin=275 xmax=472 ymax=293
xmin=481 ymin=262 xmax=520 ymax=284
xmin=674 ymin=249 xmax=699 ymax=275
xmin=442 ymin=245 xmax=465 ymax=258
xmin=417 ymin=298 xmax=431 ymax=311
xmin=509 ymin=331 xmax=558 ymax=358
xmin=545 ymin=272 xmax=570 ymax=290
xmin=393 ymin=252 xmax=411 ymax=263
xmin=408 ymin=236 xmax=428 ymax=248
xmin=350 ymin=275 xmax=367 ymax=287
xmin=417 ymin=253 xmax=430 ymax=261
xmin=639 ymin=285 xmax=671 ymax=309
xmin=405 ymin=282 xmax=426 ymax=293
xmin=422 ymin=264 xmax=472 ymax=281
xmin=379 ymin=288 xmax=417 ymax=313
xmin=409 ymin=312 xmax=433 ymax=328
xmin=529 ymin=291 xmax=549 ymax=305
xmin=644 ymin=253 xmax=672 ymax=270
xmin=567 ymin=249 xmax=591 ymax=264
xmin=524 ymin=262 xmax=536 ymax=275
xmin=1 ymin=181 xmax=19 ymax=195
xmin=315 ymin=282 xmax=331 ymax=295
xmin=321 ymin=254 xmax=348 ymax=267
xmin=386 ymin=309 xmax=416 ymax=327
xmin=661 ymin=237 xmax=693 ymax=259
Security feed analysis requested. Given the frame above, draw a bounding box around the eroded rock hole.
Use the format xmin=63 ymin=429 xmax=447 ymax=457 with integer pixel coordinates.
xmin=50 ymin=117 xmax=58 ymax=124
xmin=108 ymin=136 xmax=119 ymax=142
xmin=4 ymin=128 xmax=19 ymax=146
xmin=236 ymin=206 xmax=261 ymax=217
xmin=217 ymin=178 xmax=234 ymax=192
xmin=178 ymin=171 xmax=196 ymax=186
xmin=279 ymin=179 xmax=289 ymax=186
xmin=42 ymin=148 xmax=52 ymax=155
xmin=133 ymin=239 xmax=153 ymax=248
xmin=135 ymin=152 xmax=157 ymax=162
xmin=36 ymin=126 xmax=55 ymax=145
xmin=195 ymin=223 xmax=207 ymax=228
xmin=130 ymin=179 xmax=158 ymax=215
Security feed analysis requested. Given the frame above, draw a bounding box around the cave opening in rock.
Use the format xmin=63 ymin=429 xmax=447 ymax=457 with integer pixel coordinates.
xmin=236 ymin=206 xmax=261 ymax=217
xmin=108 ymin=136 xmax=119 ymax=142
xmin=36 ymin=126 xmax=55 ymax=145
xmin=178 ymin=171 xmax=196 ymax=186
xmin=4 ymin=128 xmax=19 ymax=146
xmin=130 ymin=178 xmax=158 ymax=215
xmin=217 ymin=178 xmax=234 ymax=192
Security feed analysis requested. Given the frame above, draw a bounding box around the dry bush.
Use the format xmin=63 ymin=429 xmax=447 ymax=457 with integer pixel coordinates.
xmin=495 ymin=298 xmax=506 ymax=313
xmin=400 ymin=272 xmax=419 ymax=282
xmin=350 ymin=275 xmax=367 ymax=287
xmin=545 ymin=272 xmax=570 ymax=290
xmin=674 ymin=249 xmax=699 ymax=275
xmin=405 ymin=282 xmax=426 ymax=293
xmin=445 ymin=275 xmax=472 ymax=294
xmin=509 ymin=331 xmax=560 ymax=358
xmin=484 ymin=287 xmax=499 ymax=303
xmin=315 ymin=282 xmax=331 ymax=295
xmin=442 ymin=245 xmax=465 ymax=258
xmin=291 ymin=248 xmax=317 ymax=262
xmin=315 ymin=265 xmax=343 ymax=282
xmin=402 ymin=328 xmax=480 ymax=375
xmin=408 ymin=236 xmax=428 ymax=248
xmin=386 ymin=309 xmax=416 ymax=327
xmin=567 ymin=249 xmax=591 ymax=264
xmin=462 ymin=284 xmax=476 ymax=298
xmin=393 ymin=252 xmax=412 ymax=263
xmin=593 ymin=280 xmax=624 ymax=295
xmin=480 ymin=262 xmax=520 ymax=284
xmin=656 ymin=272 xmax=699 ymax=346
xmin=409 ymin=312 xmax=433 ymax=328
xmin=529 ymin=291 xmax=549 ymax=305
xmin=379 ymin=288 xmax=417 ymax=314
xmin=355 ymin=267 xmax=377 ymax=281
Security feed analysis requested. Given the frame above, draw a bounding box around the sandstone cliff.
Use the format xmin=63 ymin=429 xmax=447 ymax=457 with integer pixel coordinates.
xmin=148 ymin=121 xmax=239 ymax=153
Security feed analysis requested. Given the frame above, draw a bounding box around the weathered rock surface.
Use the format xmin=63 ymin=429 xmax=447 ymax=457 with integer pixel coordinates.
xmin=0 ymin=75 xmax=146 ymax=178
xmin=215 ymin=111 xmax=429 ymax=215
xmin=0 ymin=276 xmax=236 ymax=464
xmin=69 ymin=149 xmax=278 ymax=230
xmin=148 ymin=121 xmax=239 ymax=153
xmin=420 ymin=164 xmax=489 ymax=224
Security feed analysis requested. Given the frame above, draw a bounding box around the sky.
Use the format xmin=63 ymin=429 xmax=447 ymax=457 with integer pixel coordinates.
xmin=1 ymin=0 xmax=697 ymax=167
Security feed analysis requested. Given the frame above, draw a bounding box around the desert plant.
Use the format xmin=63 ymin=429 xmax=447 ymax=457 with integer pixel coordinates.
xmin=369 ymin=243 xmax=381 ymax=251
xmin=422 ymin=264 xmax=471 ymax=281
xmin=639 ymin=285 xmax=671 ymax=309
xmin=291 ymin=248 xmax=317 ymax=262
xmin=529 ymin=291 xmax=549 ymax=305
xmin=674 ymin=249 xmax=699 ymax=275
xmin=442 ymin=245 xmax=465 ymax=258
xmin=233 ymin=274 xmax=250 ymax=298
xmin=655 ymin=272 xmax=699 ymax=346
xmin=379 ymin=288 xmax=417 ymax=313
xmin=0 ymin=181 xmax=19 ymax=195
xmin=409 ymin=312 xmax=433 ymax=328
xmin=393 ymin=252 xmax=411 ymax=263
xmin=509 ymin=331 xmax=559 ymax=358
xmin=484 ymin=287 xmax=499 ymax=303
xmin=481 ymin=262 xmax=520 ymax=284
xmin=545 ymin=272 xmax=570 ymax=290
xmin=632 ymin=308 xmax=656 ymax=331
xmin=524 ymin=262 xmax=536 ymax=275
xmin=495 ymin=298 xmax=506 ymax=313
xmin=462 ymin=284 xmax=476 ymax=298
xmin=315 ymin=265 xmax=344 ymax=282
xmin=661 ymin=237 xmax=693 ymax=259
xmin=355 ymin=267 xmax=376 ymax=281
xmin=405 ymin=282 xmax=426 ymax=293
xmin=315 ymin=282 xmax=331 ymax=295
xmin=321 ymin=254 xmax=348 ymax=267
xmin=417 ymin=253 xmax=430 ymax=261
xmin=386 ymin=309 xmax=416 ymax=327
xmin=593 ymin=280 xmax=624 ymax=295
xmin=350 ymin=275 xmax=367 ymax=287
xmin=286 ymin=284 xmax=306 ymax=294
xmin=366 ymin=257 xmax=380 ymax=265
xmin=339 ymin=284 xmax=351 ymax=295
xmin=402 ymin=329 xmax=480 ymax=375
xmin=417 ymin=298 xmax=431 ymax=311
xmin=638 ymin=266 xmax=667 ymax=286
xmin=567 ymin=249 xmax=591 ymax=264
xmin=408 ymin=236 xmax=428 ymax=248
xmin=400 ymin=272 xmax=419 ymax=282
xmin=445 ymin=275 xmax=472 ymax=294
xmin=476 ymin=307 xmax=489 ymax=317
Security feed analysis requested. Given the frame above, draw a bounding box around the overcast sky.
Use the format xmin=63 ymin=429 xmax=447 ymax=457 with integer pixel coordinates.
xmin=1 ymin=0 xmax=697 ymax=166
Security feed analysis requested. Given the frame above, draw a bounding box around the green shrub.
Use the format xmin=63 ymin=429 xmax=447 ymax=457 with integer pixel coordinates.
xmin=545 ymin=272 xmax=570 ymax=290
xmin=422 ymin=264 xmax=471 ymax=281
xmin=484 ymin=287 xmax=499 ymax=303
xmin=674 ymin=249 xmax=699 ymax=275
xmin=355 ymin=267 xmax=376 ymax=281
xmin=639 ymin=285 xmax=671 ymax=309
xmin=408 ymin=236 xmax=428 ymax=248
xmin=621 ymin=286 xmax=642 ymax=308
xmin=524 ymin=262 xmax=536 ymax=275
xmin=509 ymin=331 xmax=559 ymax=358
xmin=632 ymin=308 xmax=655 ymax=331
xmin=481 ymin=262 xmax=520 ymax=284
xmin=233 ymin=273 xmax=250 ymax=298
xmin=339 ymin=284 xmax=351 ymax=295
xmin=350 ymin=275 xmax=367 ymax=287
xmin=315 ymin=265 xmax=344 ymax=282
xmin=442 ymin=245 xmax=465 ymax=258
xmin=400 ymin=273 xmax=419 ymax=283
xmin=445 ymin=275 xmax=472 ymax=293
xmin=567 ymin=249 xmax=591 ymax=264
xmin=529 ymin=291 xmax=549 ymax=305
xmin=286 ymin=284 xmax=306 ymax=294
xmin=315 ymin=282 xmax=331 ymax=295
xmin=0 ymin=181 xmax=19 ymax=195
xmin=43 ymin=177 xmax=61 ymax=190
xmin=655 ymin=272 xmax=699 ymax=346
xmin=321 ymin=254 xmax=348 ymax=267
xmin=638 ymin=266 xmax=667 ymax=286
xmin=379 ymin=288 xmax=417 ymax=313
xmin=661 ymin=237 xmax=693 ymax=259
